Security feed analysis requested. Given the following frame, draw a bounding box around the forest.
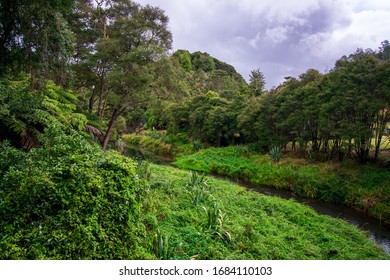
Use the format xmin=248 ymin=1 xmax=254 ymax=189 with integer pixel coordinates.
xmin=0 ymin=0 xmax=389 ymax=260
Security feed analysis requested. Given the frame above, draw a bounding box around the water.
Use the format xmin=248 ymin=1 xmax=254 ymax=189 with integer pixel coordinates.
xmin=235 ymin=178 xmax=390 ymax=256
xmin=126 ymin=149 xmax=390 ymax=256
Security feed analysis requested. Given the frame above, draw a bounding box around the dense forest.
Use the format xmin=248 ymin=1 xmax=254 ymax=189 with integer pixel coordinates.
xmin=0 ymin=0 xmax=389 ymax=259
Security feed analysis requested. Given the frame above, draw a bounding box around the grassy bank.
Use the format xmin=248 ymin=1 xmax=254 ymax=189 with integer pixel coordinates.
xmin=122 ymin=131 xmax=193 ymax=160
xmin=173 ymin=146 xmax=390 ymax=224
xmin=1 ymin=131 xmax=387 ymax=259
xmin=143 ymin=164 xmax=388 ymax=259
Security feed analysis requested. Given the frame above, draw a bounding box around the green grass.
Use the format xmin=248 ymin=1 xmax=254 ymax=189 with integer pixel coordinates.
xmin=122 ymin=132 xmax=173 ymax=157
xmin=173 ymin=146 xmax=390 ymax=224
xmin=142 ymin=164 xmax=388 ymax=259
xmin=2 ymin=132 xmax=387 ymax=260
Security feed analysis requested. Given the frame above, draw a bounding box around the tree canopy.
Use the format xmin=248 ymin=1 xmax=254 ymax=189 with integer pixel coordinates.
xmin=0 ymin=0 xmax=388 ymax=163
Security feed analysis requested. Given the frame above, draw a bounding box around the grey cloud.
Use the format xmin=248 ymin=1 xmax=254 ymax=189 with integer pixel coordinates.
xmin=135 ymin=0 xmax=389 ymax=88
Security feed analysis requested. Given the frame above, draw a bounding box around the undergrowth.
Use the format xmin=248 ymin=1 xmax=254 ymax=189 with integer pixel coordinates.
xmin=3 ymin=132 xmax=387 ymax=260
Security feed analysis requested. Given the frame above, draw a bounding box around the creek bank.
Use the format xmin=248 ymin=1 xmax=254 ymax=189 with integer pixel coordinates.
xmin=208 ymin=172 xmax=390 ymax=256
xmin=173 ymin=147 xmax=390 ymax=225
xmin=124 ymin=146 xmax=390 ymax=255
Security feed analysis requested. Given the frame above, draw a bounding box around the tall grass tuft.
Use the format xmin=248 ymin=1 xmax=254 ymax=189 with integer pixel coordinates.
xmin=154 ymin=228 xmax=170 ymax=259
xmin=203 ymin=202 xmax=231 ymax=243
xmin=185 ymin=171 xmax=212 ymax=205
xmin=269 ymin=145 xmax=281 ymax=163
xmin=136 ymin=160 xmax=152 ymax=180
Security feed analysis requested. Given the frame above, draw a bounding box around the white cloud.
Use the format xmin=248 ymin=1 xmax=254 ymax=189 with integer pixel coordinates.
xmin=265 ymin=26 xmax=292 ymax=44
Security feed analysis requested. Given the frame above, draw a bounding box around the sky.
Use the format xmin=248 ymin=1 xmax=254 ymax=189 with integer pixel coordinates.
xmin=135 ymin=0 xmax=390 ymax=89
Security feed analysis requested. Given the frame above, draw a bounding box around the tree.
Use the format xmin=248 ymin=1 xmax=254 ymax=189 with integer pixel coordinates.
xmin=248 ymin=69 xmax=266 ymax=96
xmin=322 ymin=49 xmax=389 ymax=162
xmin=98 ymin=1 xmax=172 ymax=150
xmin=66 ymin=0 xmax=105 ymax=112
xmin=191 ymin=51 xmax=216 ymax=72
xmin=0 ymin=0 xmax=75 ymax=87
xmin=380 ymin=40 xmax=390 ymax=61
xmin=173 ymin=49 xmax=193 ymax=72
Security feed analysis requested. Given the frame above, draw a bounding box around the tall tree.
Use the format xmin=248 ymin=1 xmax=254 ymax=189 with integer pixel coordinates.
xmin=323 ymin=49 xmax=388 ymax=162
xmin=0 ymin=0 xmax=75 ymax=87
xmin=99 ymin=0 xmax=172 ymax=150
xmin=248 ymin=69 xmax=266 ymax=96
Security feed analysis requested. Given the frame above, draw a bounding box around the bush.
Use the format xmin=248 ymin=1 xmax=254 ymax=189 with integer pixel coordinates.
xmin=0 ymin=127 xmax=148 ymax=259
xmin=192 ymin=139 xmax=203 ymax=152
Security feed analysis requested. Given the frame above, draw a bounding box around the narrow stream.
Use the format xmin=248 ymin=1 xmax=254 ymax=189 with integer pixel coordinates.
xmin=234 ymin=177 xmax=390 ymax=256
xmin=126 ymin=148 xmax=390 ymax=256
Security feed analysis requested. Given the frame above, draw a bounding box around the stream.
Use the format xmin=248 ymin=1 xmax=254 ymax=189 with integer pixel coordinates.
xmin=127 ymin=148 xmax=390 ymax=256
xmin=229 ymin=177 xmax=390 ymax=256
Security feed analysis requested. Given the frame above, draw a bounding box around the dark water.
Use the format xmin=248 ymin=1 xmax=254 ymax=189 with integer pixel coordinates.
xmin=126 ymin=148 xmax=390 ymax=256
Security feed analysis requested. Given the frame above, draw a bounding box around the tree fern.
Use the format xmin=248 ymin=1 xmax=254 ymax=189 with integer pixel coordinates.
xmin=70 ymin=113 xmax=88 ymax=131
xmin=1 ymin=75 xmax=89 ymax=148
xmin=3 ymin=116 xmax=27 ymax=135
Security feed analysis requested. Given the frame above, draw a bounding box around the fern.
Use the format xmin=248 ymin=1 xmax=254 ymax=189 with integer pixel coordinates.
xmin=70 ymin=113 xmax=88 ymax=130
xmin=42 ymin=96 xmax=62 ymax=114
xmin=1 ymin=75 xmax=89 ymax=148
xmin=4 ymin=116 xmax=27 ymax=135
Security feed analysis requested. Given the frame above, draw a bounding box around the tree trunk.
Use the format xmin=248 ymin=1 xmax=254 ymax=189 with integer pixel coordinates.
xmin=89 ymin=86 xmax=97 ymax=111
xmin=102 ymin=105 xmax=127 ymax=150
xmin=374 ymin=131 xmax=382 ymax=160
xmin=358 ymin=139 xmax=369 ymax=164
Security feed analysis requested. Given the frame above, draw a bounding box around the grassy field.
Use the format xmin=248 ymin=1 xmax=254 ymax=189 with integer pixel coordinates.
xmin=141 ymin=164 xmax=388 ymax=259
xmin=173 ymin=146 xmax=390 ymax=224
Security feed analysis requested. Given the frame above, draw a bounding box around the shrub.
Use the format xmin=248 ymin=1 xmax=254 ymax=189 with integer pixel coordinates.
xmin=269 ymin=145 xmax=281 ymax=163
xmin=0 ymin=127 xmax=147 ymax=259
xmin=192 ymin=139 xmax=203 ymax=152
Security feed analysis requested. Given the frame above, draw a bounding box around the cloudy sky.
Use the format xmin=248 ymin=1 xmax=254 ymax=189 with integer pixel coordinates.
xmin=136 ymin=0 xmax=390 ymax=88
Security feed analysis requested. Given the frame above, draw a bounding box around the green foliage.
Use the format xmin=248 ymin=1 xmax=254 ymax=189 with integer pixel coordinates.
xmin=185 ymin=172 xmax=212 ymax=205
xmin=0 ymin=127 xmax=148 ymax=259
xmin=122 ymin=131 xmax=173 ymax=158
xmin=154 ymin=228 xmax=171 ymax=259
xmin=0 ymin=75 xmax=87 ymax=148
xmin=144 ymin=164 xmax=388 ymax=259
xmin=191 ymin=51 xmax=216 ymax=72
xmin=0 ymin=0 xmax=75 ymax=84
xmin=169 ymin=90 xmax=245 ymax=147
xmin=202 ymin=202 xmax=231 ymax=243
xmin=192 ymin=139 xmax=203 ymax=152
xmin=174 ymin=50 xmax=193 ymax=72
xmin=249 ymin=69 xmax=266 ymax=96
xmin=135 ymin=160 xmax=152 ymax=180
xmin=269 ymin=145 xmax=282 ymax=163
xmin=174 ymin=146 xmax=390 ymax=224
xmin=238 ymin=48 xmax=390 ymax=163
xmin=2 ymin=131 xmax=387 ymax=259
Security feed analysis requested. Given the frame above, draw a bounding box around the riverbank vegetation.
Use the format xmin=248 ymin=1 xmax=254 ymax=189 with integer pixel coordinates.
xmin=173 ymin=146 xmax=390 ymax=224
xmin=122 ymin=130 xmax=390 ymax=225
xmin=0 ymin=133 xmax=387 ymax=259
xmin=145 ymin=164 xmax=388 ymax=259
xmin=0 ymin=0 xmax=389 ymax=259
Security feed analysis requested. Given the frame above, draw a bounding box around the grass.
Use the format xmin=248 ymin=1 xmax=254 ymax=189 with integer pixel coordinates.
xmin=141 ymin=164 xmax=388 ymax=259
xmin=173 ymin=146 xmax=390 ymax=224
xmin=122 ymin=131 xmax=194 ymax=161
xmin=122 ymin=131 xmax=173 ymax=158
